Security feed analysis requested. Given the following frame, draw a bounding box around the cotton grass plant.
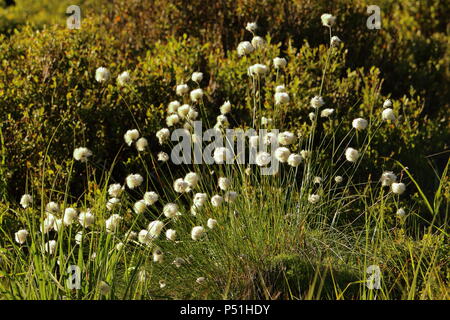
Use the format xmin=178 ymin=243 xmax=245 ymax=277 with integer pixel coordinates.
xmin=0 ymin=15 xmax=448 ymax=300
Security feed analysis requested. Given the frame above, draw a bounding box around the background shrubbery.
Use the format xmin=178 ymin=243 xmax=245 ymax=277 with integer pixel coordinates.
xmin=0 ymin=0 xmax=448 ymax=209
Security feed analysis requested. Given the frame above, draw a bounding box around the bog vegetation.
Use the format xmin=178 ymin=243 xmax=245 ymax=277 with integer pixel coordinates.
xmin=0 ymin=0 xmax=448 ymax=300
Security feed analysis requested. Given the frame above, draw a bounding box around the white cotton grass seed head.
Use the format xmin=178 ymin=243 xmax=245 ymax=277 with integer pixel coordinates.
xmin=248 ymin=64 xmax=269 ymax=77
xmin=274 ymin=147 xmax=291 ymax=163
xmin=166 ymin=114 xmax=180 ymax=127
xmin=191 ymin=72 xmax=203 ymax=83
xmin=207 ymin=218 xmax=217 ymax=229
xmin=194 ymin=193 xmax=208 ymax=207
xmin=309 ymin=112 xmax=316 ymax=121
xmin=158 ymin=152 xmax=170 ymax=162
xmin=106 ymin=197 xmax=120 ymax=211
xmin=335 ymin=176 xmax=344 ymax=184
xmin=39 ymin=218 xmax=54 ymax=235
xmin=63 ymin=207 xmax=78 ymax=225
xmin=256 ymin=151 xmax=271 ymax=167
xmin=108 ymin=183 xmax=123 ymax=198
xmin=220 ymin=101 xmax=231 ymax=115
xmin=345 ymin=147 xmax=360 ymax=162
xmin=159 ymin=280 xmax=167 ymax=288
xmin=44 ymin=240 xmax=57 ymax=255
xmin=383 ymin=99 xmax=392 ymax=108
xmin=148 ymin=220 xmax=164 ymax=238
xmin=224 ymin=191 xmax=238 ymax=203
xmin=287 ymin=154 xmax=302 ymax=167
xmin=214 ymin=119 xmax=226 ymax=131
xmin=138 ymin=230 xmax=152 ymax=245
xmin=135 ymin=137 xmax=148 ymax=152
xmin=218 ymin=177 xmax=231 ymax=191
xmin=396 ymin=208 xmax=406 ymax=217
xmin=53 ymin=219 xmax=63 ymax=232
xmin=187 ymin=107 xmax=198 ymax=120
xmin=163 ymin=203 xmax=179 ymax=218
xmin=116 ymin=242 xmax=124 ymax=251
xmin=177 ymin=104 xmax=190 ymax=118
xmin=184 ymin=172 xmax=200 ymax=188
xmin=75 ymin=231 xmax=83 ymax=245
xmin=278 ymin=131 xmax=296 ymax=145
xmin=196 ymin=277 xmax=206 ymax=284
xmin=191 ymin=205 xmax=199 ymax=216
xmin=308 ymin=194 xmax=320 ymax=204
xmin=251 ymin=36 xmax=265 ymax=49
xmin=275 ymin=92 xmax=290 ymax=105
xmin=168 ymin=101 xmax=181 ymax=114
xmin=320 ymin=108 xmax=335 ymax=118
xmin=78 ymin=210 xmax=95 ymax=228
xmin=310 ymin=96 xmax=325 ymax=109
xmin=391 ymin=182 xmax=406 ymax=195
xmin=41 ymin=214 xmax=55 ymax=233
xmin=261 ymin=117 xmax=272 ymax=126
xmin=166 ymin=229 xmax=177 ymax=241
xmin=20 ymin=194 xmax=32 ymax=208
xmin=95 ymin=67 xmax=110 ymax=83
xmin=382 ymin=108 xmax=396 ymax=121
xmin=314 ymin=176 xmax=322 ymax=184
xmin=273 ymin=57 xmax=287 ymax=69
xmin=263 ymin=132 xmax=277 ymax=145
xmin=249 ymin=135 xmax=259 ymax=148
xmin=126 ymin=174 xmax=143 ymax=189
xmin=46 ymin=202 xmax=60 ymax=214
xmin=156 ymin=128 xmax=170 ymax=145
xmin=216 ymin=115 xmax=229 ymax=127
xmin=190 ymin=88 xmax=204 ymax=102
xmin=125 ymin=230 xmax=137 ymax=241
xmin=381 ymin=171 xmax=397 ymax=187
xmin=133 ymin=200 xmax=147 ymax=214
xmin=15 ymin=229 xmax=28 ymax=244
xmin=73 ymin=147 xmax=92 ymax=162
xmin=191 ymin=226 xmax=205 ymax=240
xmin=173 ymin=257 xmax=185 ymax=268
xmin=174 ymin=178 xmax=189 ymax=193
xmin=143 ymin=191 xmax=159 ymax=205
xmin=275 ymin=85 xmax=286 ymax=93
xmin=105 ymin=214 xmax=122 ymax=233
xmin=176 ymin=84 xmax=189 ymax=95
xmin=237 ymin=41 xmax=255 ymax=56
xmin=352 ymin=118 xmax=368 ymax=130
xmin=321 ymin=13 xmax=336 ymax=27
xmin=117 ymin=71 xmax=131 ymax=86
xmin=124 ymin=129 xmax=139 ymax=146
xmin=330 ymin=36 xmax=342 ymax=47
xmin=214 ymin=147 xmax=233 ymax=164
xmin=211 ymin=195 xmax=224 ymax=207
xmin=300 ymin=150 xmax=311 ymax=159
xmin=153 ymin=248 xmax=164 ymax=263
xmin=246 ymin=22 xmax=257 ymax=33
